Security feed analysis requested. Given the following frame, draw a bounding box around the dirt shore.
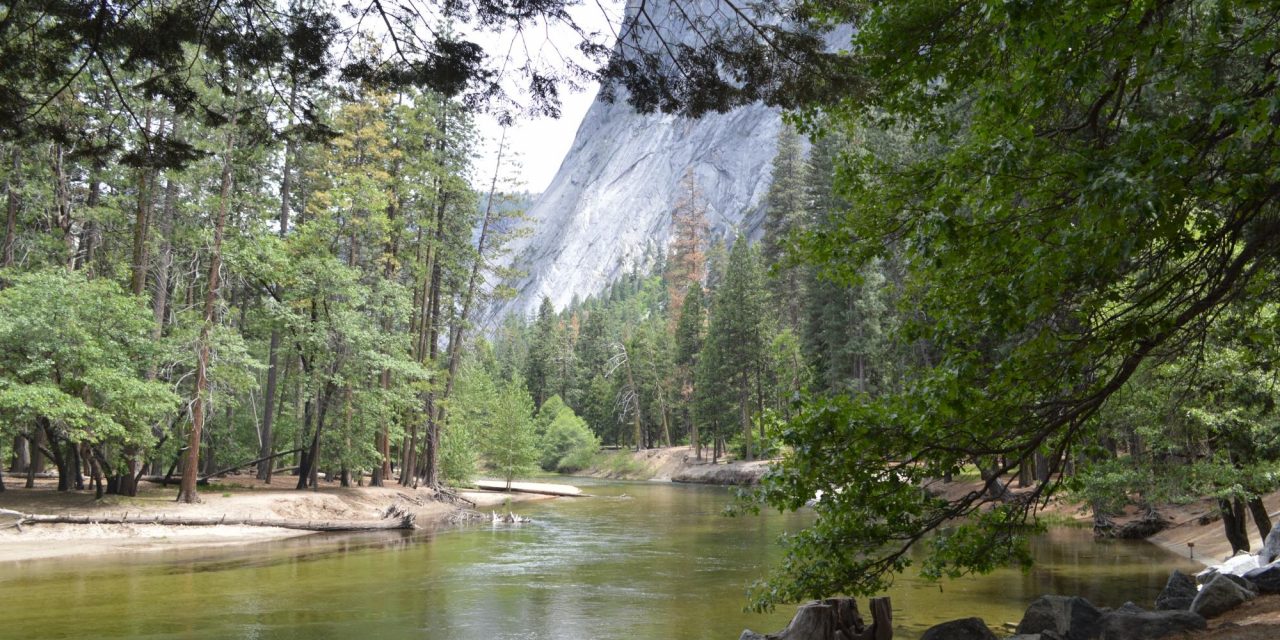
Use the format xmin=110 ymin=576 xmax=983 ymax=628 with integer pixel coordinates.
xmin=0 ymin=474 xmax=562 ymax=564
xmin=578 ymin=445 xmax=772 ymax=485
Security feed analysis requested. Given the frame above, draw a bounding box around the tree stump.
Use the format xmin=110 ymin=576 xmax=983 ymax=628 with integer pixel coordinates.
xmin=740 ymin=597 xmax=892 ymax=640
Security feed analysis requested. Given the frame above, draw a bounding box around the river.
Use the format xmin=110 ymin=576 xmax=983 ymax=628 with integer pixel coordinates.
xmin=0 ymin=479 xmax=1200 ymax=639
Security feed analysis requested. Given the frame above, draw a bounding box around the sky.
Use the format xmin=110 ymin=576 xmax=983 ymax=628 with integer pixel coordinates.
xmin=469 ymin=1 xmax=625 ymax=194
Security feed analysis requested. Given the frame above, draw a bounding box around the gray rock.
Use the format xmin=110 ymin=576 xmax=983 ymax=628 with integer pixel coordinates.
xmin=1015 ymin=595 xmax=1104 ymax=640
xmin=1098 ymin=610 xmax=1207 ymax=640
xmin=1155 ymin=569 xmax=1198 ymax=611
xmin=1217 ymin=553 xmax=1260 ymax=577
xmin=1003 ymin=636 xmax=1043 ymax=640
xmin=1194 ymin=567 xmax=1218 ymax=586
xmin=479 ymin=2 xmax=860 ymax=326
xmin=1190 ymin=574 xmax=1256 ymax=618
xmin=919 ymin=618 xmax=998 ymax=640
xmin=1221 ymin=573 xmax=1257 ymax=593
xmin=1243 ymin=562 xmax=1280 ymax=593
xmin=738 ymin=632 xmax=767 ymax=640
xmin=1262 ymin=525 xmax=1280 ymax=565
xmin=485 ymin=0 xmax=785 ymax=326
xmin=1115 ymin=602 xmax=1146 ymax=615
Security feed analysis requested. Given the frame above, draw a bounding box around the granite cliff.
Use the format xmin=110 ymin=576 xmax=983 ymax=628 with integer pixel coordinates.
xmin=482 ymin=0 xmax=786 ymax=326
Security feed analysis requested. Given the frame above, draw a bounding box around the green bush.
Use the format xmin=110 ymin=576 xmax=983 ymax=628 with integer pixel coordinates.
xmin=539 ymin=411 xmax=599 ymax=472
xmin=555 ymin=446 xmax=597 ymax=474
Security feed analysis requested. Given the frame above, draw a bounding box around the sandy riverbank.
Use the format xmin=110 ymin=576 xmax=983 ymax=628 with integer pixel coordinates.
xmin=577 ymin=445 xmax=772 ymax=485
xmin=0 ymin=475 xmax=563 ymax=565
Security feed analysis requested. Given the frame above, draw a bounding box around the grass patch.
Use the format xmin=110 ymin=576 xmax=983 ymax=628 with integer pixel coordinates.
xmin=1035 ymin=512 xmax=1091 ymax=528
xmin=588 ymin=451 xmax=652 ymax=480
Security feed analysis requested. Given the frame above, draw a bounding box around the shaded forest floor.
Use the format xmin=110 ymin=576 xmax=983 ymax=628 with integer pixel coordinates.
xmin=0 ymin=474 xmax=556 ymax=564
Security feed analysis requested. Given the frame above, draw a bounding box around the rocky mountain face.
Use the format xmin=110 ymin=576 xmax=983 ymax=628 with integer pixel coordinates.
xmin=481 ymin=0 xmax=785 ymax=326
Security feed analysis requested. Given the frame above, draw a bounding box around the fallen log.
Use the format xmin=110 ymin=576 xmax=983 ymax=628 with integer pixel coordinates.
xmin=139 ymin=475 xmax=208 ymax=486
xmin=471 ymin=480 xmax=587 ymax=497
xmin=199 ymin=448 xmax=304 ymax=482
xmin=0 ymin=507 xmax=415 ymax=532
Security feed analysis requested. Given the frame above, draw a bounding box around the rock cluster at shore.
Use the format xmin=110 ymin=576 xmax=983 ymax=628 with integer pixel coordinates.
xmin=739 ymin=524 xmax=1280 ymax=640
xmin=916 ymin=527 xmax=1280 ymax=639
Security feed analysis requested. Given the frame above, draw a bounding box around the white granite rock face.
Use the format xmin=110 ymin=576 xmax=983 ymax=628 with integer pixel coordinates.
xmin=481 ymin=0 xmax=786 ymax=326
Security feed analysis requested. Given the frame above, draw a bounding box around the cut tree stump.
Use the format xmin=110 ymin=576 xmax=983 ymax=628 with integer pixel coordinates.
xmin=740 ymin=596 xmax=892 ymax=640
xmin=0 ymin=508 xmax=415 ymax=532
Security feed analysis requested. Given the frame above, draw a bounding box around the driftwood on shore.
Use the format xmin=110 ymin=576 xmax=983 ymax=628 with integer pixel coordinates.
xmin=471 ymin=480 xmax=586 ymax=497
xmin=0 ymin=508 xmax=416 ymax=532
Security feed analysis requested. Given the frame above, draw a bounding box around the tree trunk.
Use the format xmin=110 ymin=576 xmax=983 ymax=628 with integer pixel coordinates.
xmin=431 ymin=127 xmax=506 ymax=485
xmin=297 ymin=380 xmax=334 ymax=491
xmin=418 ymin=106 xmax=452 ymax=490
xmin=2 ymin=146 xmax=17 ymax=268
xmin=259 ymin=330 xmax=281 ymax=481
xmin=75 ymin=160 xmax=103 ymax=273
xmin=70 ymin=439 xmax=84 ymax=490
xmin=1017 ymin=459 xmax=1032 ymax=488
xmin=26 ymin=427 xmax=43 ymax=488
xmin=178 ymin=96 xmax=238 ymax=504
xmin=1248 ymin=496 xmax=1272 ymax=543
xmin=259 ymin=87 xmax=293 ymax=483
xmin=40 ymin=422 xmax=71 ymax=492
xmin=12 ymin=436 xmax=28 ymax=473
xmin=1220 ymin=498 xmax=1251 ymax=554
xmin=691 ymin=409 xmax=700 ymax=461
xmin=130 ymin=111 xmax=155 ymax=297
xmin=50 ymin=142 xmax=76 ymax=266
xmin=740 ymin=386 xmax=753 ymax=462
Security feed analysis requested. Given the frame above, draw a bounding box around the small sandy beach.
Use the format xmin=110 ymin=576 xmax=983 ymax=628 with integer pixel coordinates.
xmin=0 ymin=474 xmax=567 ymax=564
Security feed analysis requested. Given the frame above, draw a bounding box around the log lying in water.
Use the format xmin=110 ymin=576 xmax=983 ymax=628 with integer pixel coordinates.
xmin=471 ymin=480 xmax=586 ymax=497
xmin=0 ymin=508 xmax=415 ymax=532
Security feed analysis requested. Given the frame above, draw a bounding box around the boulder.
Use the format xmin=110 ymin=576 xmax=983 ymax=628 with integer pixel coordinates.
xmin=1114 ymin=602 xmax=1146 ymax=615
xmin=919 ymin=618 xmax=998 ymax=640
xmin=1243 ymin=562 xmax=1280 ymax=594
xmin=1194 ymin=567 xmax=1218 ymax=586
xmin=1261 ymin=525 xmax=1280 ymax=565
xmin=1221 ymin=574 xmax=1257 ymax=593
xmin=1014 ymin=595 xmax=1104 ymax=640
xmin=1218 ymin=553 xmax=1260 ymax=577
xmin=1098 ymin=610 xmax=1207 ymax=640
xmin=1190 ymin=574 xmax=1256 ymax=618
xmin=1155 ymin=570 xmax=1198 ymax=611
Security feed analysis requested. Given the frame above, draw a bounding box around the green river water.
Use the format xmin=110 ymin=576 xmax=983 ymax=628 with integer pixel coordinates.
xmin=0 ymin=479 xmax=1200 ymax=639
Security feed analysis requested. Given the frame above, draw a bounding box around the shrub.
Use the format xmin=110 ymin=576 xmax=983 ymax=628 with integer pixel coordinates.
xmin=540 ymin=411 xmax=599 ymax=472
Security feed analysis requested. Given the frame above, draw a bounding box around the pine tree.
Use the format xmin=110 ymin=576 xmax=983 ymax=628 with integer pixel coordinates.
xmin=666 ymin=169 xmax=709 ymax=324
xmin=696 ymin=236 xmax=768 ymax=461
xmin=526 ymin=296 xmax=558 ymax=408
xmin=483 ymin=376 xmax=539 ymax=491
xmin=761 ymin=125 xmax=809 ymax=331
xmin=673 ymin=281 xmax=706 ymax=456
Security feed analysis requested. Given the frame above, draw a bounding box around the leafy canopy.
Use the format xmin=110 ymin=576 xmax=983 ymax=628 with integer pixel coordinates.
xmin=0 ymin=269 xmax=178 ymax=447
xmin=745 ymin=0 xmax=1280 ymax=609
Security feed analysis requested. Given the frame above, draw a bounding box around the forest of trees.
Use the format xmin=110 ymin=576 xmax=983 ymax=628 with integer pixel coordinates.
xmin=0 ymin=1 xmax=542 ymax=502
xmin=4 ymin=0 xmax=1280 ymax=620
xmin=487 ymin=128 xmax=914 ymax=467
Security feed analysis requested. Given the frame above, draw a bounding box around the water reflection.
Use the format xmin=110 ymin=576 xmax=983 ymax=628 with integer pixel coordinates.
xmin=1 ymin=480 xmax=1199 ymax=640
